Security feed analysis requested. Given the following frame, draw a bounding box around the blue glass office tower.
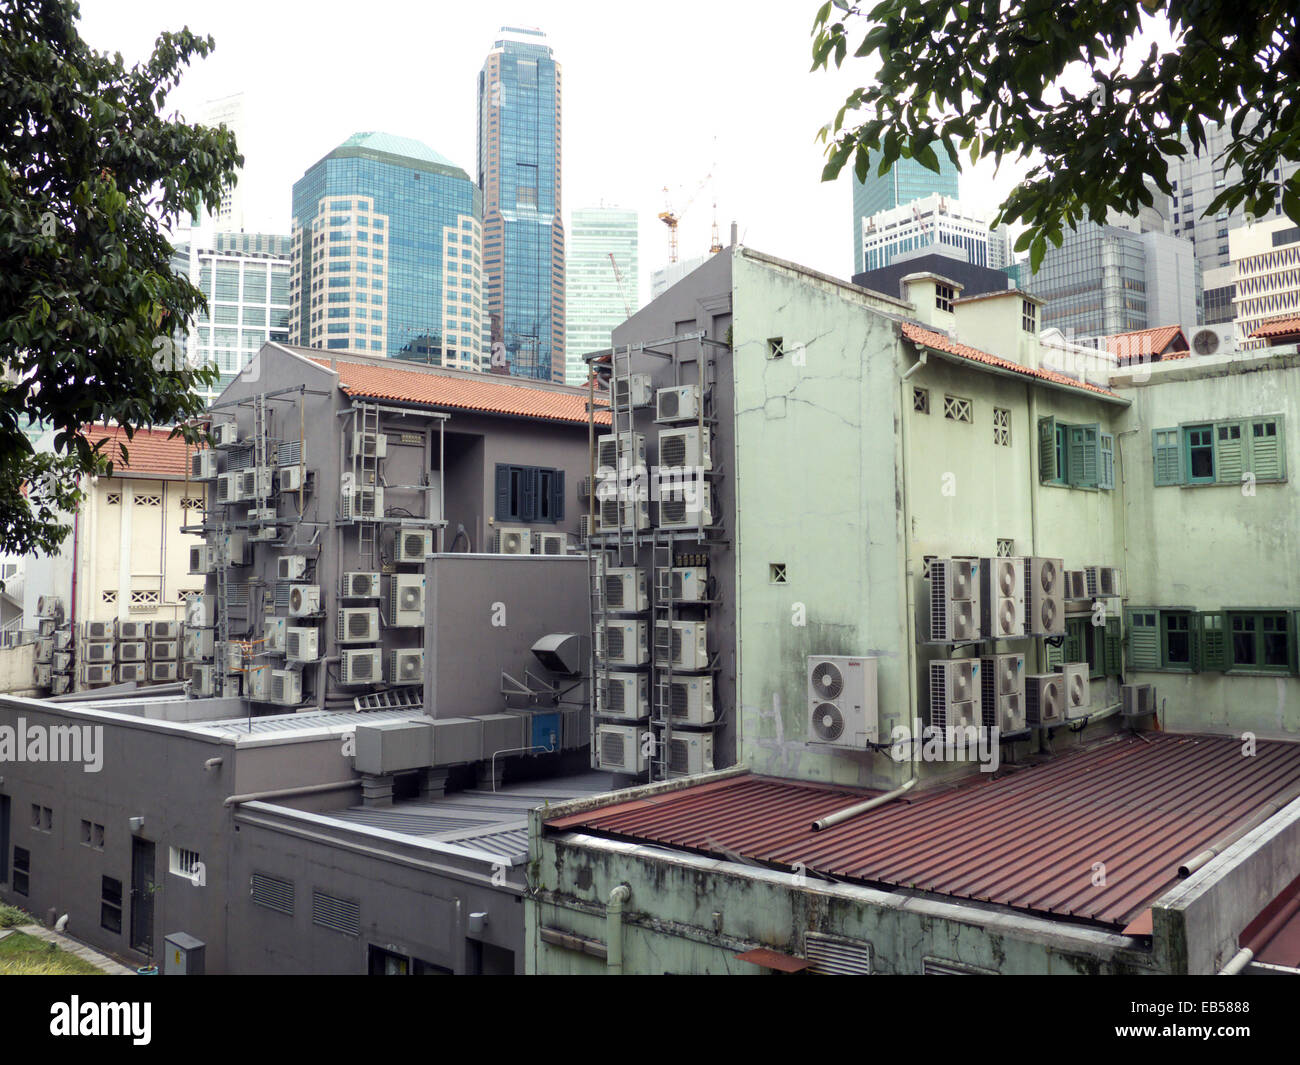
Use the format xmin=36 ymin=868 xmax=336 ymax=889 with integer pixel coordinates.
xmin=851 ymin=154 xmax=960 ymax=274
xmin=477 ymin=27 xmax=565 ymax=381
xmin=289 ymin=132 xmax=486 ymax=369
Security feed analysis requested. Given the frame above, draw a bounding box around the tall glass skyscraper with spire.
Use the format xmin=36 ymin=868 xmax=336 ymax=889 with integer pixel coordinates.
xmin=851 ymin=154 xmax=960 ymax=275
xmin=477 ymin=26 xmax=565 ymax=382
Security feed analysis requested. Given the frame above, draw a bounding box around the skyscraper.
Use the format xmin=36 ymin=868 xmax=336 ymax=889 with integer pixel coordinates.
xmin=288 ymin=132 xmax=485 ymax=369
xmin=565 ymin=207 xmax=638 ymax=384
xmin=477 ymin=27 xmax=565 ymax=381
xmin=851 ymin=154 xmax=960 ymax=274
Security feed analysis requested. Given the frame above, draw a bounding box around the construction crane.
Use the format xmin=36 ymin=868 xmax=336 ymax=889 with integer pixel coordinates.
xmin=608 ymin=252 xmax=633 ymax=318
xmin=658 ymin=172 xmax=712 ymax=263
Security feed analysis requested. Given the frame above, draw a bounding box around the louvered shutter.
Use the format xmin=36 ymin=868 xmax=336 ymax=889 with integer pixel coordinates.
xmin=1127 ymin=609 xmax=1160 ymax=670
xmin=1038 ymin=416 xmax=1058 ymax=483
xmin=1152 ymin=428 xmax=1183 ymax=486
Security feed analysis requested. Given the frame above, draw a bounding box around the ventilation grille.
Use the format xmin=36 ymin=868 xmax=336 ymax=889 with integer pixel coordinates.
xmin=604 ymin=575 xmax=625 ymax=607
xmin=600 ymin=730 xmax=627 ymax=767
xmin=670 ymin=683 xmax=689 ymax=717
xmin=805 ymin=933 xmax=872 ymax=975
xmin=250 ymin=872 xmax=294 ymax=916
xmin=661 ymin=436 xmax=686 ymax=467
xmin=277 ymin=440 xmax=303 ymax=467
xmin=312 ymin=890 xmax=359 ymax=936
xmin=275 ymin=582 xmax=292 ymax=610
xmin=668 ymin=738 xmax=690 ymax=774
xmin=930 ymin=562 xmax=947 ymax=640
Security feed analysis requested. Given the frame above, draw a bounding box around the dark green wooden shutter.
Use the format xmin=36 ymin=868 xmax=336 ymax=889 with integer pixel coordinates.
xmin=521 ymin=467 xmax=539 ymax=522
xmin=1214 ymin=421 xmax=1248 ymax=485
xmin=494 ymin=465 xmax=511 ymax=520
xmin=1045 ymin=638 xmax=1063 ymax=669
xmin=1103 ymin=615 xmax=1122 ymax=674
xmin=1064 ymin=618 xmax=1086 ymax=663
xmin=1249 ymin=417 xmax=1286 ymax=481
xmin=1127 ymin=609 xmax=1160 ymax=670
xmin=1189 ymin=613 xmax=1204 ymax=673
xmin=1038 ymin=416 xmax=1058 ymax=483
xmin=1200 ymin=611 xmax=1227 ymax=671
xmin=1152 ymin=428 xmax=1182 ymax=486
xmin=1099 ymin=432 xmax=1115 ymax=490
xmin=1289 ymin=609 xmax=1300 ymax=676
xmin=551 ymin=469 xmax=565 ymax=521
xmin=1068 ymin=425 xmax=1099 ymax=487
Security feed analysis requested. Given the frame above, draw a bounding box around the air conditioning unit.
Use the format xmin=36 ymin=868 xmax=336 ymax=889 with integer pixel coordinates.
xmin=339 ymin=648 xmax=383 ymax=685
xmin=929 ymin=658 xmax=982 ymax=739
xmin=149 ymin=620 xmax=182 ymax=640
xmin=596 ymin=432 xmax=646 ymax=472
xmin=116 ymin=620 xmax=145 ymax=641
xmin=83 ymin=641 xmax=114 ymax=664
xmin=595 ymin=724 xmax=649 ymax=774
xmin=84 ymin=620 xmax=113 ymax=641
xmin=185 ymin=594 xmax=215 ymax=629
xmin=33 ymin=663 xmax=52 ymax=688
xmin=269 ymin=668 xmax=302 ymax=706
xmin=191 ymin=451 xmax=218 ymax=480
xmin=1121 ymin=683 xmax=1156 ymax=717
xmin=211 ymin=422 xmax=239 ymax=448
xmin=494 ymin=525 xmax=532 ymax=554
xmin=35 ymin=637 xmax=53 ymax=664
xmin=929 ymin=558 xmax=982 ymax=642
xmin=52 ymin=650 xmax=73 ymax=673
xmin=237 ymin=467 xmax=274 ymax=501
xmin=656 ymin=384 xmax=701 ymax=423
xmin=348 ymin=431 xmax=388 ymax=459
xmin=82 ymin=663 xmax=113 ymax=686
xmin=340 ymin=476 xmax=384 ymax=519
xmin=183 ymin=629 xmax=214 ymax=661
xmin=388 ymin=574 xmax=425 ymax=627
xmin=278 ymin=465 xmax=307 ymax=492
xmin=53 ymin=629 xmax=73 ymax=650
xmin=661 ymin=566 xmax=708 ymax=602
xmin=219 ymin=530 xmax=250 ymax=567
xmin=115 ymin=662 xmax=147 ymax=684
xmin=343 ymin=571 xmax=382 ymax=599
xmin=1055 ymin=661 xmax=1091 ymax=716
xmin=288 ymin=585 xmax=322 ymax=617
xmin=658 ymin=479 xmax=713 ymax=529
xmin=665 ymin=674 xmax=714 ymax=725
xmin=595 ymin=497 xmax=650 ymax=532
xmin=666 ymin=733 xmax=713 ymax=778
xmin=51 ymin=674 xmax=72 ymax=695
xmin=579 ymin=515 xmax=592 ymax=540
xmin=285 ymin=626 xmax=321 ymax=663
xmin=597 ymin=672 xmax=649 ymax=720
xmin=277 ymin=555 xmax=308 ymax=581
xmin=656 ymin=620 xmax=709 ymax=671
xmin=37 ymin=594 xmax=63 ymax=620
xmin=36 ymin=617 xmax=55 ymax=637
xmin=263 ymin=616 xmax=285 ymax=654
xmin=979 ymin=652 xmax=1026 ymax=733
xmin=149 ymin=640 xmax=178 ymax=661
xmin=226 ymin=643 xmax=245 ymax=673
xmin=337 ymin=607 xmax=380 ymax=644
xmin=1025 ymin=673 xmax=1064 ymax=726
xmin=604 ymin=567 xmax=648 ymax=612
xmin=979 ymin=556 xmax=1025 ymax=640
xmin=216 ymin=471 xmax=240 ymax=504
xmin=1065 ymin=569 xmax=1088 ymax=601
xmin=149 ymin=661 xmax=178 ymax=683
xmin=1190 ymin=327 xmax=1221 ymax=357
xmin=244 ymin=665 xmax=270 ymax=701
xmin=395 ymin=527 xmax=433 ymax=563
xmin=807 ymin=655 xmax=880 ymax=747
xmin=534 ymin=532 xmax=567 ymax=555
xmin=189 ymin=544 xmax=217 ymax=574
xmin=389 ymin=648 xmax=424 ymax=686
xmin=598 ymin=620 xmax=649 ymax=667
xmin=613 ymin=373 xmax=654 ymax=409
xmin=1085 ymin=565 xmax=1123 ymax=598
xmin=658 ymin=426 xmax=712 ymax=472
xmin=1024 ymin=556 xmax=1065 ymax=636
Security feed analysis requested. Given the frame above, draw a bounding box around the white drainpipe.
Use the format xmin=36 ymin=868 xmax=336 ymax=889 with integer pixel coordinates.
xmin=606 ymin=884 xmax=631 ymax=974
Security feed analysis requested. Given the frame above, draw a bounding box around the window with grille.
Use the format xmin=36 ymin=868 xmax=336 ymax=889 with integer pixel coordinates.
xmin=130 ymin=590 xmax=160 ymax=606
xmin=996 ymin=539 xmax=1014 ymax=557
xmin=102 ymin=590 xmax=118 ymax=604
xmin=105 ymin=493 xmax=121 ymax=505
xmin=935 ymin=284 xmax=954 ymax=312
xmin=943 ymin=395 xmax=972 ymax=423
xmin=913 ymin=387 xmax=930 ymax=414
xmin=180 ymin=497 xmax=205 ymax=510
xmin=1022 ymin=300 xmax=1037 ymax=332
xmin=993 ymin=407 xmax=1011 ymax=446
xmin=769 ymin=563 xmax=787 ymax=585
xmin=100 ymin=876 xmax=122 ymax=933
xmin=169 ymin=846 xmax=202 ymax=879
xmin=133 ymin=494 xmax=162 ymax=507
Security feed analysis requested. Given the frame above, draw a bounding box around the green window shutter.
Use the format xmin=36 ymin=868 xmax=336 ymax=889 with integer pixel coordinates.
xmin=1127 ymin=609 xmax=1160 ymax=670
xmin=1249 ymin=416 xmax=1286 ymax=482
xmin=1068 ymin=425 xmax=1099 ymax=486
xmin=1290 ymin=610 xmax=1299 ymax=676
xmin=1038 ymin=415 xmax=1058 ymax=483
xmin=1099 ymin=432 xmax=1115 ymax=490
xmin=494 ymin=465 xmax=512 ymax=521
xmin=1063 ymin=619 xmax=1084 ymax=663
xmin=1188 ymin=612 xmax=1204 ymax=673
xmin=1152 ymin=427 xmax=1183 ymax=486
xmin=1214 ymin=420 xmax=1249 ymax=485
xmin=551 ymin=469 xmax=566 ymax=522
xmin=521 ymin=467 xmax=540 ymax=522
xmin=1200 ymin=611 xmax=1227 ymax=671
xmin=1045 ymin=638 xmax=1064 ymax=669
xmin=1103 ymin=615 xmax=1122 ymax=674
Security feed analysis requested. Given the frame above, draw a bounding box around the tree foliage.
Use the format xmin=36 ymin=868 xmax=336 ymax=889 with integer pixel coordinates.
xmin=812 ymin=0 xmax=1300 ymax=271
xmin=0 ymin=0 xmax=241 ymax=558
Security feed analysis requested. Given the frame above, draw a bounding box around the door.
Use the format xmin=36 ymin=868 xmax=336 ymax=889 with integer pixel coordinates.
xmin=129 ymin=837 xmax=156 ymax=956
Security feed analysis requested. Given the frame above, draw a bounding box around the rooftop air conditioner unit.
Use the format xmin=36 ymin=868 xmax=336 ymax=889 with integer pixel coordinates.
xmin=339 ymin=648 xmax=382 ymax=685
xmin=279 ymin=465 xmax=306 ymax=493
xmin=277 ymin=555 xmax=308 ymax=581
xmin=219 ymin=530 xmax=250 ymax=567
xmin=389 ymin=649 xmax=424 ymax=686
xmin=340 ymin=476 xmax=384 ymax=519
xmin=655 ymin=619 xmax=709 ymax=671
xmin=1024 ymin=556 xmax=1065 ymax=637
xmin=83 ymin=641 xmax=114 ymax=664
xmin=661 ymin=566 xmax=708 ymax=603
xmin=613 ymin=373 xmax=654 ymax=409
xmin=1065 ymin=569 xmax=1088 ymax=601
xmin=269 ymin=668 xmax=302 ymax=706
xmin=598 ymin=620 xmax=649 ymax=667
xmin=596 ymin=432 xmax=646 ymax=472
xmin=189 ymin=544 xmax=217 ymax=574
xmin=658 ymin=479 xmax=713 ymax=529
xmin=1190 ymin=327 xmax=1221 ymax=357
xmin=928 ymin=658 xmax=982 ymax=739
xmin=211 ymin=422 xmax=239 ymax=449
xmin=979 ymin=556 xmax=1026 ymax=640
xmin=597 ymin=672 xmax=649 ymax=720
xmin=348 ymin=431 xmax=388 ymax=459
xmin=929 ymin=558 xmax=981 ymax=642
xmin=337 ymin=607 xmax=380 ymax=644
xmin=183 ymin=629 xmax=215 ymax=661
xmin=596 ymin=497 xmax=650 ymax=533
xmin=980 ymin=652 xmax=1026 ymax=733
xmin=262 ymin=616 xmax=285 ymax=654
xmin=148 ymin=620 xmax=182 ymax=640
xmin=54 ymin=629 xmax=74 ymax=650
xmin=658 ymin=426 xmax=712 ymax=471
xmin=116 ymin=662 xmax=147 ymax=684
xmin=1025 ymin=673 xmax=1064 ymax=727
xmin=595 ymin=723 xmax=649 ymax=774
xmin=603 ymin=568 xmax=648 ymax=612
xmin=807 ymin=654 xmax=879 ymax=747
xmin=1055 ymin=662 xmax=1091 ymax=716
xmin=149 ymin=641 xmax=178 ymax=661
xmin=343 ymin=571 xmax=382 ymax=599
xmin=52 ymin=650 xmax=73 ymax=673
xmin=395 ymin=527 xmax=433 ymax=563
xmin=534 ymin=532 xmax=567 ymax=556
xmin=285 ymin=626 xmax=321 ymax=663
xmin=656 ymin=384 xmax=701 ymax=424
xmin=288 ymin=585 xmax=321 ymax=617
xmin=191 ymin=451 xmax=218 ymax=480
xmin=36 ymin=617 xmax=55 ymax=637
xmin=494 ymin=525 xmax=532 ymax=555
xmin=35 ymin=638 xmax=54 ymax=664
xmin=33 ymin=663 xmax=52 ymax=688
xmin=186 ymin=594 xmax=215 ymax=629
xmin=216 ymin=471 xmax=240 ymax=504
xmin=84 ymin=620 xmax=113 ymax=641
xmin=81 ymin=663 xmax=113 ymax=686
xmin=226 ymin=643 xmax=244 ymax=673
xmin=150 ymin=660 xmax=179 ymax=683
xmin=237 ymin=467 xmax=274 ymax=501
xmin=243 ymin=665 xmax=270 ymax=701
xmin=1121 ymin=683 xmax=1157 ymax=718
xmin=1086 ymin=565 xmax=1123 ymax=598
xmin=388 ymin=574 xmax=425 ymax=627
xmin=37 ymin=595 xmax=64 ymax=620
xmin=117 ymin=620 xmax=147 ymax=641
xmin=665 ymin=674 xmax=714 ymax=725
xmin=51 ymin=674 xmax=72 ymax=695
xmin=667 ymin=733 xmax=714 ymax=778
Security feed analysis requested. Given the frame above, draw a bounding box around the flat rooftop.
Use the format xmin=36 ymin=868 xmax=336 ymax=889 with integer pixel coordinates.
xmin=546 ymin=732 xmax=1300 ymax=928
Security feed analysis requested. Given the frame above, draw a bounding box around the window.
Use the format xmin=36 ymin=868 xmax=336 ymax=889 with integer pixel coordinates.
xmin=1038 ymin=417 xmax=1114 ymax=489
xmin=31 ymin=805 xmax=51 ymax=832
xmin=1128 ymin=607 xmax=1295 ymax=673
xmin=1163 ymin=612 xmax=1192 ymax=667
xmin=1229 ymin=611 xmax=1293 ymax=673
xmin=1185 ymin=424 xmax=1214 ymax=482
xmin=913 ymin=387 xmax=930 ymax=414
xmin=494 ymin=464 xmax=565 ymax=524
xmin=996 ymin=539 xmax=1014 ymax=557
xmin=1022 ymin=300 xmax=1037 ymax=333
xmin=769 ymin=563 xmax=788 ymax=585
xmin=935 ymin=284 xmax=954 ymax=312
xmin=767 ymin=336 xmax=784 ymax=359
xmin=943 ymin=395 xmax=972 ymax=423
xmin=169 ymin=846 xmax=202 ymax=880
xmin=105 ymin=493 xmax=121 ymax=506
xmin=1049 ymin=616 xmax=1120 ymax=678
xmin=1152 ymin=417 xmax=1287 ymax=486
xmin=101 ymin=876 xmax=122 ymax=934
xmin=993 ymin=407 xmax=1011 ymax=446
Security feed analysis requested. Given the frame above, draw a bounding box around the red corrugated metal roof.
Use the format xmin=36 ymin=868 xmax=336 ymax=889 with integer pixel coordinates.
xmin=547 ymin=733 xmax=1300 ymax=928
xmin=1251 ymin=316 xmax=1300 ymax=341
xmin=83 ymin=424 xmax=192 ymax=478
xmin=900 ymin=323 xmax=1121 ymax=399
xmin=311 ymin=357 xmax=610 ymax=426
xmin=1105 ymin=325 xmax=1188 ymax=362
xmin=1240 ymin=874 xmax=1300 ymax=967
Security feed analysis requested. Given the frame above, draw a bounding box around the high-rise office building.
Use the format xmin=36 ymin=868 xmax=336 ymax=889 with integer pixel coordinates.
xmin=858 ymin=194 xmax=1011 ymax=273
xmin=851 ymin=154 xmax=960 ymax=274
xmin=199 ymin=93 xmax=248 ymax=234
xmin=565 ymin=207 xmax=638 ymax=385
xmin=1230 ymin=217 xmax=1300 ymax=350
xmin=651 ymin=252 xmax=714 ymax=302
xmin=477 ymin=26 xmax=565 ymax=381
xmin=288 ymin=132 xmax=485 ymax=369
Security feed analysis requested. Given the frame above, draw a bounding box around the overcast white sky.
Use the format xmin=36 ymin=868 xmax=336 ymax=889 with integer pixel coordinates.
xmin=74 ymin=1 xmax=1055 ymax=304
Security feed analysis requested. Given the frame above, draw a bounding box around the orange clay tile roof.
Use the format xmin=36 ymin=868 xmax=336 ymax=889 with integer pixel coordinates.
xmin=899 ymin=322 xmax=1121 ymax=398
xmin=1251 ymin=316 xmax=1300 ymax=340
xmin=312 ymin=358 xmax=610 ymax=426
xmin=83 ymin=424 xmax=193 ymax=478
xmin=1106 ymin=325 xmax=1188 ymax=362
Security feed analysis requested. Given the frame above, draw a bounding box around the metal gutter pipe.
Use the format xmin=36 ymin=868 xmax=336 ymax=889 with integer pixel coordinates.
xmin=1179 ymin=782 xmax=1300 ymax=877
xmin=811 ymin=777 xmax=916 ymax=832
xmin=606 ymin=884 xmax=631 ymax=974
xmin=224 ymin=779 xmax=360 ymax=807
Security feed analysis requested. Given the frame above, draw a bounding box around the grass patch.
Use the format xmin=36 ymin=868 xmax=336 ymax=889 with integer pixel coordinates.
xmin=0 ymin=904 xmax=29 ymax=928
xmin=0 ymin=931 xmax=104 ymax=975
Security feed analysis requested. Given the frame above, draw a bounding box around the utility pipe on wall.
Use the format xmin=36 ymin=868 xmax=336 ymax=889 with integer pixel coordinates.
xmin=812 ymin=776 xmax=916 ymax=832
xmin=606 ymin=884 xmax=631 ymax=974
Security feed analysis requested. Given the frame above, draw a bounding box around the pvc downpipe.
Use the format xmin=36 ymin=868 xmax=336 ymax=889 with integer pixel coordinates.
xmin=606 ymin=884 xmax=631 ymax=974
xmin=812 ymin=777 xmax=916 ymax=832
xmin=224 ymin=779 xmax=360 ymax=807
xmin=1218 ymin=948 xmax=1253 ymax=976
